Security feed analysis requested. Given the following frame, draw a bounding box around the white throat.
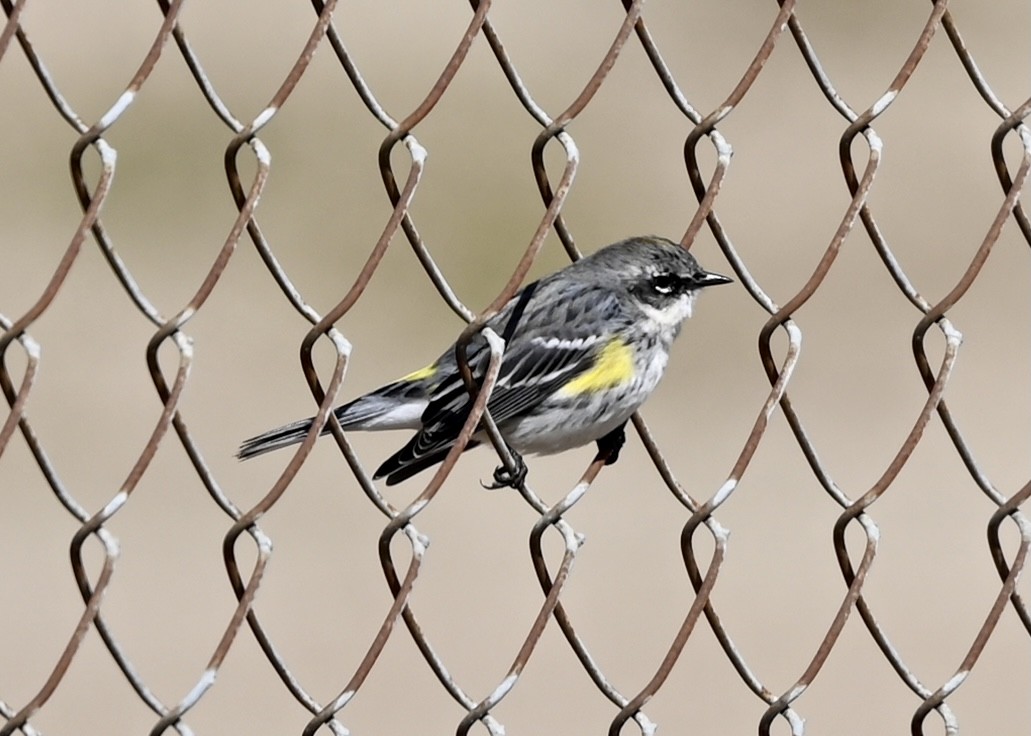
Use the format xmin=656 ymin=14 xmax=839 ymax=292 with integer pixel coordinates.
xmin=640 ymin=291 xmax=696 ymax=331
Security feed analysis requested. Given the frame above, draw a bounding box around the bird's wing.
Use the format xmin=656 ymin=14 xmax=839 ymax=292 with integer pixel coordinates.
xmin=425 ymin=280 xmax=625 ymax=425
xmin=374 ymin=285 xmax=625 ymax=485
xmin=373 ymin=334 xmax=607 ymax=484
xmin=437 ymin=334 xmax=607 ymax=423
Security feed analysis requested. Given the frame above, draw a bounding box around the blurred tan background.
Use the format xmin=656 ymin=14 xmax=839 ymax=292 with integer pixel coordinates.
xmin=1 ymin=1 xmax=1028 ymax=734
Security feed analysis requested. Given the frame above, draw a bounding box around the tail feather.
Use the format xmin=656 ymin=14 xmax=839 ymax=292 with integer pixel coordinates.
xmin=236 ymin=381 xmax=429 ymax=461
xmin=237 ymin=417 xmax=316 ymax=460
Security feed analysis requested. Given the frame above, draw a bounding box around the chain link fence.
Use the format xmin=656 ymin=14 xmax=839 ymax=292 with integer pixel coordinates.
xmin=1 ymin=1 xmax=1028 ymax=734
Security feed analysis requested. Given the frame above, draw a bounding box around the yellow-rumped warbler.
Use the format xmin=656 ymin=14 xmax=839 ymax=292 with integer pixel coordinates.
xmin=238 ymin=236 xmax=731 ymax=486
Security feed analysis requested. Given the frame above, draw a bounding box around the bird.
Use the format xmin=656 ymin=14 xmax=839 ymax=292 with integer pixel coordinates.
xmin=237 ymin=235 xmax=732 ymax=487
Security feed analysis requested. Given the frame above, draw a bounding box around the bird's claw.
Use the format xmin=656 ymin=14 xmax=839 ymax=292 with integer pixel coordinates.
xmin=482 ymin=451 xmax=528 ymax=490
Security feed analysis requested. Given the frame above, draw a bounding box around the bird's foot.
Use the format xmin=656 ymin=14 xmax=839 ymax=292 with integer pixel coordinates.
xmin=595 ymin=424 xmax=627 ymax=466
xmin=482 ymin=450 xmax=528 ymax=490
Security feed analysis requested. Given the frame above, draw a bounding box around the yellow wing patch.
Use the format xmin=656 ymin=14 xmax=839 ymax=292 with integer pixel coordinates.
xmin=401 ymin=363 xmax=437 ymax=382
xmin=560 ymin=339 xmax=634 ymax=396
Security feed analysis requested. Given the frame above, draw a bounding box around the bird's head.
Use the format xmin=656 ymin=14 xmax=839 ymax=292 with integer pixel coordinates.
xmin=581 ymin=235 xmax=733 ymax=326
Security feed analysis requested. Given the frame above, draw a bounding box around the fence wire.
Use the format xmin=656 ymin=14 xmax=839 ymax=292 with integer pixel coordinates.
xmin=0 ymin=1 xmax=1028 ymax=734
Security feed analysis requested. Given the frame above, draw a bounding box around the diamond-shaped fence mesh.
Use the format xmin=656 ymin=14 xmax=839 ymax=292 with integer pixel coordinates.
xmin=1 ymin=1 xmax=1029 ymax=734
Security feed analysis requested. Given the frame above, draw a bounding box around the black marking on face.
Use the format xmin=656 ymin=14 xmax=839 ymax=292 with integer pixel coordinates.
xmin=650 ymin=272 xmax=680 ymax=296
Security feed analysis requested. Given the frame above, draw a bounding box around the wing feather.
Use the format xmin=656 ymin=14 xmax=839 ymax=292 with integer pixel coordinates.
xmin=374 ymin=282 xmax=626 ymax=483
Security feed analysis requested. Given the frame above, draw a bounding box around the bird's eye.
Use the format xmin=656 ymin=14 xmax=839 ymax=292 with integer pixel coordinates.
xmin=651 ymin=273 xmax=680 ymax=295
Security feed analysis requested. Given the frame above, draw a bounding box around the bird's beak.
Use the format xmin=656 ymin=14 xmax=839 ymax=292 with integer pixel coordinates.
xmin=695 ymin=271 xmax=733 ymax=288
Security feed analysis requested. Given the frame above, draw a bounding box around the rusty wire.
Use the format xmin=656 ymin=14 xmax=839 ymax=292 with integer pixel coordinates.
xmin=0 ymin=0 xmax=1028 ymax=734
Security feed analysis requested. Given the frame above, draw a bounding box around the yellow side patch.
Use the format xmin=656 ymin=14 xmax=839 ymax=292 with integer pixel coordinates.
xmin=401 ymin=363 xmax=437 ymax=382
xmin=560 ymin=339 xmax=634 ymax=395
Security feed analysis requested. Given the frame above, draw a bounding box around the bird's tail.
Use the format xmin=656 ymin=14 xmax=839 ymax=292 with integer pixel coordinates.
xmin=237 ymin=416 xmax=317 ymax=460
xmin=237 ymin=379 xmax=430 ymax=461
